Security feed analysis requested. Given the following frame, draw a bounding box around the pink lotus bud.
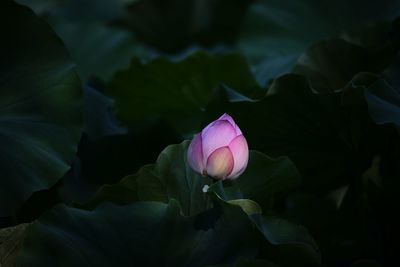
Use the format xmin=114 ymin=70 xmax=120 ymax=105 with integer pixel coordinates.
xmin=187 ymin=113 xmax=249 ymax=180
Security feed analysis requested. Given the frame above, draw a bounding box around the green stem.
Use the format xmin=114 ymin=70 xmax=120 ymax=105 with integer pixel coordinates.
xmin=204 ymin=176 xmax=216 ymax=210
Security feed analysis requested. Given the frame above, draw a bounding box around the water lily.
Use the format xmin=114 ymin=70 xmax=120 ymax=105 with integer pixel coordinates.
xmin=187 ymin=113 xmax=248 ymax=180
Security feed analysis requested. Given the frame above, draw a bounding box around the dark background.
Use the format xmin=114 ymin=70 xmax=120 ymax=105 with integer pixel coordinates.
xmin=1 ymin=0 xmax=400 ymax=266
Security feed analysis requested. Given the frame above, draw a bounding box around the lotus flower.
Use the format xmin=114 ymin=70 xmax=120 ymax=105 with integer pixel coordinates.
xmin=187 ymin=113 xmax=249 ymax=180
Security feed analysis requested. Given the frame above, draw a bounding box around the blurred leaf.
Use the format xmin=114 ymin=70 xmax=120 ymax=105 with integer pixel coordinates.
xmin=293 ymin=38 xmax=395 ymax=93
xmin=0 ymin=223 xmax=29 ymax=267
xmin=82 ymin=85 xmax=127 ymax=141
xmin=15 ymin=0 xmax=58 ymax=14
xmin=239 ymin=0 xmax=400 ymax=85
xmin=253 ymin=216 xmax=318 ymax=250
xmin=108 ymin=52 xmax=261 ymax=134
xmin=61 ymin=119 xmax=180 ymax=204
xmin=236 ymin=152 xmax=301 ymax=206
xmin=47 ymin=20 xmax=152 ymax=83
xmin=341 ymin=21 xmax=394 ymax=47
xmin=351 ymin=259 xmax=381 ymax=267
xmin=208 ymin=259 xmax=279 ymax=267
xmin=252 ymin=215 xmax=321 ymax=266
xmin=18 ymin=201 xmax=260 ymax=266
xmin=118 ymin=0 xmax=253 ymax=53
xmin=17 ymin=0 xmax=135 ymax=22
xmin=293 ymin=20 xmax=400 ymax=93
xmin=280 ymin=194 xmax=340 ymax=261
xmin=363 ymin=54 xmax=400 ymax=126
xmin=0 ymin=0 xmax=82 ymax=217
xmin=326 ymin=185 xmax=350 ymax=210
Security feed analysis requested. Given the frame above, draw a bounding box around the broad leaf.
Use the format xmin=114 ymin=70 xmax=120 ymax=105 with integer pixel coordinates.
xmin=117 ymin=0 xmax=253 ymax=53
xmin=0 ymin=0 xmax=82 ymax=216
xmin=77 ymin=140 xmax=318 ymax=265
xmin=48 ymin=20 xmax=152 ymax=83
xmin=108 ymin=52 xmax=261 ymax=134
xmin=208 ymin=192 xmax=321 ymax=266
xmin=82 ymin=85 xmax=127 ymax=141
xmin=293 ymin=38 xmax=397 ymax=93
xmin=83 ymin=141 xmax=300 ymax=215
xmin=18 ymin=201 xmax=260 ymax=266
xmin=252 ymin=215 xmax=320 ymax=265
xmin=17 ymin=0 xmax=136 ymax=22
xmin=226 ymin=199 xmax=262 ymax=216
xmin=236 ymin=152 xmax=301 ymax=206
xmin=208 ymin=259 xmax=279 ymax=267
xmin=0 ymin=223 xmax=29 ymax=266
xmin=82 ymin=140 xmax=210 ymax=215
xmin=239 ymin=0 xmax=400 ymax=85
xmin=363 ymin=54 xmax=400 ymax=126
xmin=209 ymin=151 xmax=301 ymax=211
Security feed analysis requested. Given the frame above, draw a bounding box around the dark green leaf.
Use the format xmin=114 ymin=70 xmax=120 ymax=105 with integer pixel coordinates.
xmin=206 ymin=74 xmax=354 ymax=194
xmin=17 ymin=0 xmax=135 ymax=22
xmin=237 ymin=152 xmax=301 ymax=205
xmin=0 ymin=0 xmax=82 ymax=216
xmin=108 ymin=52 xmax=261 ymax=134
xmin=239 ymin=0 xmax=400 ymax=85
xmin=209 ymin=151 xmax=301 ymax=211
xmin=78 ymin=139 xmax=318 ymax=265
xmin=209 ymin=192 xmax=321 ymax=266
xmin=253 ymin=215 xmax=321 ymax=266
xmin=293 ymin=38 xmax=391 ymax=93
xmin=83 ymin=140 xmax=211 ymax=215
xmin=207 ymin=259 xmax=278 ymax=267
xmin=342 ymin=21 xmax=394 ymax=48
xmin=48 ymin=20 xmax=152 ymax=83
xmin=226 ymin=199 xmax=262 ymax=216
xmin=84 ymin=142 xmax=300 ymax=214
xmin=0 ymin=223 xmax=29 ymax=266
xmin=134 ymin=141 xmax=211 ymax=215
xmin=18 ymin=201 xmax=260 ymax=266
xmin=351 ymin=259 xmax=381 ymax=267
xmin=292 ymin=20 xmax=400 ymax=93
xmin=118 ymin=0 xmax=253 ymax=53
xmin=82 ymin=85 xmax=127 ymax=141
xmin=363 ymin=54 xmax=400 ymax=126
xmin=252 ymin=215 xmax=319 ymax=255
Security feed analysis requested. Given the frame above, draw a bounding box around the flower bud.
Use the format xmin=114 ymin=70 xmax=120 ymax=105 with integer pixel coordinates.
xmin=187 ymin=113 xmax=249 ymax=180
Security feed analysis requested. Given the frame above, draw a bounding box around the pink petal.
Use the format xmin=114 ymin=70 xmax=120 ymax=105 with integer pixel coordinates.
xmin=227 ymin=135 xmax=249 ymax=179
xmin=201 ymin=120 xmax=237 ymax=162
xmin=218 ymin=113 xmax=235 ymax=127
xmin=234 ymin=123 xmax=243 ymax=135
xmin=206 ymin=146 xmax=234 ymax=179
xmin=187 ymin=133 xmax=204 ymax=174
xmin=218 ymin=113 xmax=242 ymax=135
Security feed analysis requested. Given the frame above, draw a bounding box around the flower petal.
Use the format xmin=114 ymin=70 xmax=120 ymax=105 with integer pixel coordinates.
xmin=218 ymin=113 xmax=242 ymax=135
xmin=187 ymin=133 xmax=204 ymax=174
xmin=201 ymin=120 xmax=237 ymax=162
xmin=227 ymin=135 xmax=249 ymax=179
xmin=206 ymin=146 xmax=234 ymax=179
